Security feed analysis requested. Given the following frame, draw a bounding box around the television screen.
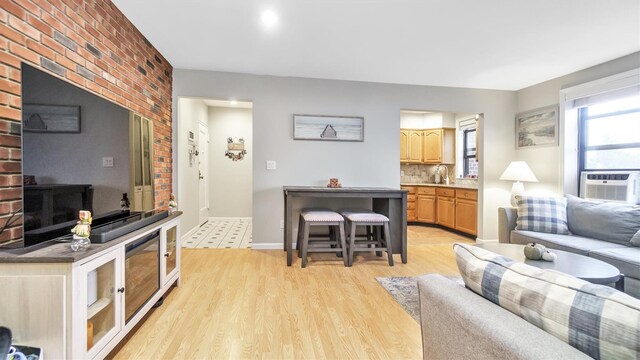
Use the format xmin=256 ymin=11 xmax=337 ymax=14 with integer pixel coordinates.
xmin=18 ymin=64 xmax=132 ymax=248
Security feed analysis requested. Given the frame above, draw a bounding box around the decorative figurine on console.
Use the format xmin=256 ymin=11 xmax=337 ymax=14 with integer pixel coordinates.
xmin=168 ymin=193 xmax=178 ymax=214
xmin=70 ymin=210 xmax=92 ymax=251
xmin=327 ymin=178 xmax=342 ymax=188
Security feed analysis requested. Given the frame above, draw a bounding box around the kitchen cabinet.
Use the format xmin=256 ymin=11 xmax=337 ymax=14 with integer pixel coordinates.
xmin=416 ymin=187 xmax=436 ymax=223
xmin=436 ymin=188 xmax=455 ymax=228
xmin=455 ymin=199 xmax=478 ymax=235
xmin=400 ymin=130 xmax=409 ymax=162
xmin=408 ymin=130 xmax=423 ymax=163
xmin=404 ymin=186 xmax=477 ymax=236
xmin=422 ymin=128 xmax=456 ymax=164
xmin=402 ymin=186 xmax=417 ymax=221
xmin=455 ymin=190 xmax=478 ymax=235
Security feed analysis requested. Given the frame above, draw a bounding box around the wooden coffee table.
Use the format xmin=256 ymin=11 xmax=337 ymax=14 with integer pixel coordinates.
xmin=476 ymin=243 xmax=622 ymax=288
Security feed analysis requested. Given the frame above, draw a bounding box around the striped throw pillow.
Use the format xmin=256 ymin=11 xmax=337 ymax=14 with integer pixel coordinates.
xmin=454 ymin=243 xmax=640 ymax=360
xmin=516 ymin=195 xmax=570 ymax=234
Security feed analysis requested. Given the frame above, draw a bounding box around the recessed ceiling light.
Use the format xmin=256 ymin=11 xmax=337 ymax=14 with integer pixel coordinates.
xmin=261 ymin=10 xmax=278 ymax=27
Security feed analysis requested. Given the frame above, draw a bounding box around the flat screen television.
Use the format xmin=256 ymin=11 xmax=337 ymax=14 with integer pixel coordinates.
xmin=6 ymin=64 xmax=136 ymax=249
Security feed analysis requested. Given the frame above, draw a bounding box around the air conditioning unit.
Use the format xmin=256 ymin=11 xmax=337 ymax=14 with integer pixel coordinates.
xmin=580 ymin=171 xmax=640 ymax=205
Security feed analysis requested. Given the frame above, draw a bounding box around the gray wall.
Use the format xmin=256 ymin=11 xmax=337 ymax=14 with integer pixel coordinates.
xmin=176 ymin=97 xmax=208 ymax=233
xmin=208 ymin=106 xmax=253 ymax=217
xmin=22 ymin=65 xmax=130 ymax=216
xmin=515 ymin=52 xmax=640 ymax=196
xmin=173 ymin=70 xmax=516 ymax=245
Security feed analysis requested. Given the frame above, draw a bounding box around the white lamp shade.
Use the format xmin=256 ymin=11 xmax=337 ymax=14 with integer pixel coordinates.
xmin=499 ymin=161 xmax=538 ymax=182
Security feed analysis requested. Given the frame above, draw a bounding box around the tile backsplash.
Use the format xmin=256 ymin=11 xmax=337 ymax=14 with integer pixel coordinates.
xmin=401 ymin=164 xmax=457 ymax=184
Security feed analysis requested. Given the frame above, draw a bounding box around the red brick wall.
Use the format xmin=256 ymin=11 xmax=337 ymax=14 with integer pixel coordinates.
xmin=0 ymin=0 xmax=173 ymax=244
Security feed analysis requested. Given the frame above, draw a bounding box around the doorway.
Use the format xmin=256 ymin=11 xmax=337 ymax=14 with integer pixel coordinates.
xmin=177 ymin=97 xmax=253 ymax=249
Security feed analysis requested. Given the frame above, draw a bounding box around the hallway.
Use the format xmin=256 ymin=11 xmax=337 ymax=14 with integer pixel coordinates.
xmin=182 ymin=217 xmax=252 ymax=249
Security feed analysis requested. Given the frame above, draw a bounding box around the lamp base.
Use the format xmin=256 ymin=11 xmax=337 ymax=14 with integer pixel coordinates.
xmin=510 ymin=181 xmax=526 ymax=207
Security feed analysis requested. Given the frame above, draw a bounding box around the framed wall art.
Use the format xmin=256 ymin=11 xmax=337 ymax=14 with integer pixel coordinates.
xmin=515 ymin=104 xmax=558 ymax=149
xmin=293 ymin=114 xmax=364 ymax=142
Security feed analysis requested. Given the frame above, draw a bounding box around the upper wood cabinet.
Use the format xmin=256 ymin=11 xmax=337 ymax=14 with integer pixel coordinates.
xmin=400 ymin=128 xmax=455 ymax=164
xmin=400 ymin=130 xmax=409 ymax=162
xmin=408 ymin=130 xmax=423 ymax=163
xmin=423 ymin=128 xmax=455 ymax=164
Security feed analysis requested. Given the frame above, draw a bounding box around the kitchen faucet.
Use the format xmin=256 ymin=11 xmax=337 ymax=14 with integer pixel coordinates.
xmin=436 ymin=164 xmax=450 ymax=184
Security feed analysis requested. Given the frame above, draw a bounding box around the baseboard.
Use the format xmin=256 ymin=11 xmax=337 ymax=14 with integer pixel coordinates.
xmin=251 ymin=242 xmax=283 ymax=250
xmin=181 ymin=226 xmax=198 ymax=242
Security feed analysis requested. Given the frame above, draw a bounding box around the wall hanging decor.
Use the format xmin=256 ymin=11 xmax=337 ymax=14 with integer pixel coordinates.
xmin=515 ymin=105 xmax=558 ymax=149
xmin=225 ymin=137 xmax=247 ymax=161
xmin=293 ymin=114 xmax=364 ymax=141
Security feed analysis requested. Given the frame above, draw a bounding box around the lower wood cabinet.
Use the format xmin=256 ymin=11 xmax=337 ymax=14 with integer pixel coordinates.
xmin=402 ymin=186 xmax=417 ymax=221
xmin=436 ymin=196 xmax=455 ymax=228
xmin=455 ymin=199 xmax=478 ymax=235
xmin=417 ymin=195 xmax=436 ymax=223
xmin=403 ymin=185 xmax=477 ymax=236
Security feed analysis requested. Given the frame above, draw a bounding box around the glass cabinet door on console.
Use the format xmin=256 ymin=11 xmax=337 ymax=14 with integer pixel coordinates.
xmin=161 ymin=220 xmax=180 ymax=284
xmin=75 ymin=248 xmax=124 ymax=359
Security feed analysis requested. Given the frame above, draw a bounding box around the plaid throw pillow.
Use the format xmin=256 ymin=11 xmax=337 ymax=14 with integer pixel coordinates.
xmin=454 ymin=243 xmax=640 ymax=360
xmin=516 ymin=195 xmax=570 ymax=234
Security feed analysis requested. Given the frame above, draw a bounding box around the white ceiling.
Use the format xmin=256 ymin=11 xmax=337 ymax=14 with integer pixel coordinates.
xmin=112 ymin=0 xmax=640 ymax=91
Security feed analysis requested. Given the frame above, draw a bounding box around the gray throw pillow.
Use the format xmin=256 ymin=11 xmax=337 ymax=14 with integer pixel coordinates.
xmin=515 ymin=196 xmax=570 ymax=234
xmin=566 ymin=195 xmax=640 ymax=245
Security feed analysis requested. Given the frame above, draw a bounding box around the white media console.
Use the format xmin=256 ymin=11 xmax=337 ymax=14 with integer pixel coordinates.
xmin=0 ymin=213 xmax=182 ymax=359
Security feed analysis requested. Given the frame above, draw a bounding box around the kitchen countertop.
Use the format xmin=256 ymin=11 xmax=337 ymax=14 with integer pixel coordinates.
xmin=0 ymin=211 xmax=182 ymax=264
xmin=401 ymin=183 xmax=478 ymax=190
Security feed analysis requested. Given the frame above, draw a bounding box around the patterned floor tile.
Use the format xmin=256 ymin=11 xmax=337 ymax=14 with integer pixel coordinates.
xmin=182 ymin=217 xmax=252 ymax=249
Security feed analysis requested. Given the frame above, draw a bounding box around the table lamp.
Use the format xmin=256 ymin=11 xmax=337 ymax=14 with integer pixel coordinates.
xmin=499 ymin=161 xmax=538 ymax=206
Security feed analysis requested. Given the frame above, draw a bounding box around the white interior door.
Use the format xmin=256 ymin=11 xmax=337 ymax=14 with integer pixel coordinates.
xmin=198 ymin=123 xmax=209 ymax=225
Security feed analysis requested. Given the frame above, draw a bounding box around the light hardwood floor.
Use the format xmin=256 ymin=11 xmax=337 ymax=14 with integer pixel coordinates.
xmin=111 ymin=226 xmax=473 ymax=359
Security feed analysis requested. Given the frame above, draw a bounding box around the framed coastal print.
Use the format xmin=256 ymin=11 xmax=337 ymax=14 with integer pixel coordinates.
xmin=515 ymin=105 xmax=558 ymax=149
xmin=293 ymin=114 xmax=364 ymax=142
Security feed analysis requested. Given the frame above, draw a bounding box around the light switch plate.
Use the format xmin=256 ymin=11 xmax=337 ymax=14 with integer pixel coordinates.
xmin=266 ymin=161 xmax=277 ymax=170
xmin=102 ymin=157 xmax=114 ymax=167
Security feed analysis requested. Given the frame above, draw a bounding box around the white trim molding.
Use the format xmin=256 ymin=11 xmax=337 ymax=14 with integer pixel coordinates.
xmin=250 ymin=242 xmax=283 ymax=250
xmin=559 ymin=68 xmax=640 ymax=195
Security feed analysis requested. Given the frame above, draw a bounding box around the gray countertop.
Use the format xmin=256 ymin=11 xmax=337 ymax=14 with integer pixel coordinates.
xmin=401 ymin=183 xmax=478 ymax=190
xmin=0 ymin=212 xmax=182 ymax=264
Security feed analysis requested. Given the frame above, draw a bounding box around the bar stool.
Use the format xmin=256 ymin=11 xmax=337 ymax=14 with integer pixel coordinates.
xmin=296 ymin=208 xmax=348 ymax=268
xmin=339 ymin=209 xmax=393 ymax=266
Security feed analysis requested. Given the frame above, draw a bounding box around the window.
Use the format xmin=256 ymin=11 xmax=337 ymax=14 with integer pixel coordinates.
xmin=578 ymin=92 xmax=640 ymax=171
xmin=463 ymin=128 xmax=478 ymax=177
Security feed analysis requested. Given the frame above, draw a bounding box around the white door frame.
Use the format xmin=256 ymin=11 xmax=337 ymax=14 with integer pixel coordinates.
xmin=198 ymin=122 xmax=209 ymax=225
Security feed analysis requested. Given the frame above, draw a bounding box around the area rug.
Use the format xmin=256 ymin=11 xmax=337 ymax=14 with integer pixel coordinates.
xmin=376 ymin=275 xmax=464 ymax=322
